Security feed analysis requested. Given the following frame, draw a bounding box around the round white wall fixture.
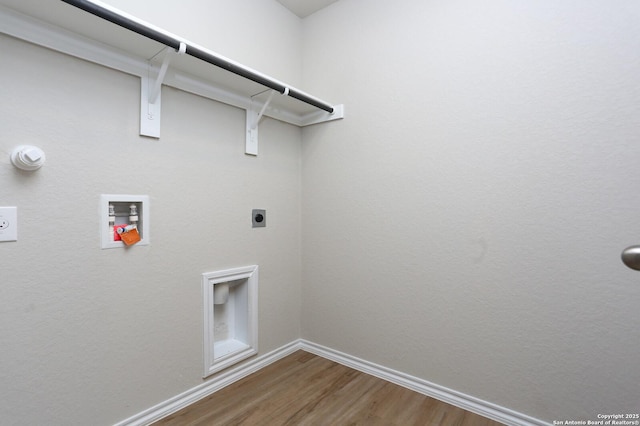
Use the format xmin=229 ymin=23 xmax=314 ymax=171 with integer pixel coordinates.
xmin=10 ymin=145 xmax=46 ymax=171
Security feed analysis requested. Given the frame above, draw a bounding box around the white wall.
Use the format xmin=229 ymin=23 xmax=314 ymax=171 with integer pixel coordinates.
xmin=4 ymin=0 xmax=640 ymax=423
xmin=0 ymin=0 xmax=302 ymax=422
xmin=102 ymin=0 xmax=303 ymax=86
xmin=301 ymin=0 xmax=640 ymax=421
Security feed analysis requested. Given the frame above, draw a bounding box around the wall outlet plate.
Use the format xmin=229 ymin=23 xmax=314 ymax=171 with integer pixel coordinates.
xmin=0 ymin=207 xmax=18 ymax=242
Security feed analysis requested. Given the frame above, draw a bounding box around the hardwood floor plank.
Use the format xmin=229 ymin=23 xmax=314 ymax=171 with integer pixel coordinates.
xmin=250 ymin=360 xmax=355 ymax=424
xmin=365 ymin=381 xmax=431 ymax=425
xmin=273 ymin=367 xmax=385 ymax=425
xmin=153 ymin=351 xmax=505 ymax=426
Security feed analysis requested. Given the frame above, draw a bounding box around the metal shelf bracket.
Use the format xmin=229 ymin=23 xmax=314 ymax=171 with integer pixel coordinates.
xmin=140 ymin=42 xmax=186 ymax=138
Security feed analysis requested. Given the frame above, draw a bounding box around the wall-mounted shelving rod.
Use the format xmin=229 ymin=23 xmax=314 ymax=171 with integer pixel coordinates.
xmin=60 ymin=0 xmax=335 ymax=114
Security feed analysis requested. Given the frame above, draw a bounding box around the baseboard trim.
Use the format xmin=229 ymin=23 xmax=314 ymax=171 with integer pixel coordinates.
xmin=298 ymin=340 xmax=549 ymax=426
xmin=115 ymin=339 xmax=549 ymax=426
xmin=113 ymin=340 xmax=301 ymax=426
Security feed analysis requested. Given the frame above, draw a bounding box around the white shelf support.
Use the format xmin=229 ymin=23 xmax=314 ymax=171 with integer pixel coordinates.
xmin=0 ymin=4 xmax=344 ymax=140
xmin=140 ymin=42 xmax=186 ymax=138
xmin=246 ymin=89 xmax=277 ymax=156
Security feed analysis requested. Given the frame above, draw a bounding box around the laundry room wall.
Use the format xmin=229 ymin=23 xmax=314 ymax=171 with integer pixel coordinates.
xmin=301 ymin=0 xmax=640 ymax=421
xmin=0 ymin=0 xmax=303 ymax=424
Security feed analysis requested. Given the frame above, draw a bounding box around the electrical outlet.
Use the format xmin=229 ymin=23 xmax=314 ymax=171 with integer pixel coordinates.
xmin=252 ymin=209 xmax=266 ymax=228
xmin=0 ymin=207 xmax=17 ymax=242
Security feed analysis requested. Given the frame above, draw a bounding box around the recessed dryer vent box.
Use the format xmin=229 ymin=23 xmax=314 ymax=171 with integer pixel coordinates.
xmin=202 ymin=265 xmax=258 ymax=378
xmin=100 ymin=194 xmax=149 ymax=249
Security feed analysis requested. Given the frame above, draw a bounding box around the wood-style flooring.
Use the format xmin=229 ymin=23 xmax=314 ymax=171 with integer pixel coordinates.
xmin=153 ymin=351 xmax=504 ymax=426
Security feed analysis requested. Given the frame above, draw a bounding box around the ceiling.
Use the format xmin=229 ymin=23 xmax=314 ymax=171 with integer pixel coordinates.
xmin=276 ymin=0 xmax=340 ymax=18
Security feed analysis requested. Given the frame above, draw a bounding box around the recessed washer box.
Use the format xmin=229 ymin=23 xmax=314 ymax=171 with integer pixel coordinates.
xmin=100 ymin=195 xmax=149 ymax=249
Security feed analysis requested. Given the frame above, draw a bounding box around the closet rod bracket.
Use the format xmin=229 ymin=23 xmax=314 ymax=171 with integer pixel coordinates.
xmin=149 ymin=42 xmax=186 ymax=104
xmin=140 ymin=42 xmax=186 ymax=138
xmin=251 ymin=90 xmax=277 ymax=130
xmin=246 ymin=89 xmax=282 ymax=156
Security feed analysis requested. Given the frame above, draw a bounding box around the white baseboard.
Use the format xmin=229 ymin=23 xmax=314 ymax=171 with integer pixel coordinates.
xmin=115 ymin=339 xmax=549 ymax=426
xmin=114 ymin=340 xmax=301 ymax=426
xmin=298 ymin=340 xmax=549 ymax=426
